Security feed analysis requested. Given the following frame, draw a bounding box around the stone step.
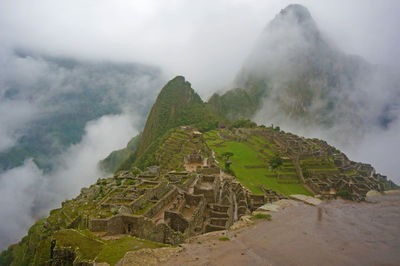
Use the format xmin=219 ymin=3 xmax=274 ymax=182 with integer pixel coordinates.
xmin=205 ymin=223 xmax=225 ymax=233
xmin=210 ymin=210 xmax=229 ymax=218
xmin=210 ymin=218 xmax=228 ymax=227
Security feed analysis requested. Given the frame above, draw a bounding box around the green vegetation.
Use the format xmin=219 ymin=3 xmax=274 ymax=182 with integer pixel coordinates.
xmin=100 ymin=134 xmax=142 ymax=173
xmin=205 ymin=130 xmax=312 ymax=196
xmin=154 ymin=129 xmax=211 ymax=171
xmin=335 ymin=190 xmax=352 ymax=199
xmin=251 ymin=213 xmax=272 ymax=220
xmin=96 ymin=236 xmax=167 ymax=265
xmin=28 ymin=229 xmax=167 ymax=265
xmin=124 ymin=179 xmax=137 ymax=186
xmin=207 ymin=88 xmax=262 ymax=121
xmin=218 ymin=236 xmax=230 ymax=241
xmin=116 ymin=76 xmax=222 ymax=171
xmin=134 ymin=202 xmax=154 ymax=215
xmin=269 ymin=154 xmax=283 ymax=170
xmin=229 ymin=119 xmax=257 ymax=129
xmin=52 ymin=229 xmax=104 ymax=261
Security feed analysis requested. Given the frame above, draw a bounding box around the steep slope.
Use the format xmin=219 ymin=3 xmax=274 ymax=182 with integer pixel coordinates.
xmin=1 ymin=76 xmax=397 ymax=265
xmin=99 ymin=134 xmax=141 ymax=173
xmin=207 ymin=88 xmax=260 ymax=121
xmin=0 ymin=53 xmax=163 ymax=172
xmin=117 ymin=76 xmax=220 ymax=170
xmin=209 ymin=4 xmax=400 ymax=140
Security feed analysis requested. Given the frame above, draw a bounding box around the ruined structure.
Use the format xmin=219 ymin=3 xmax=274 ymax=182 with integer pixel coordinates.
xmin=233 ymin=127 xmax=396 ymax=201
xmin=88 ymin=165 xmax=250 ymax=244
xmin=84 ymin=127 xmax=396 ymax=245
xmin=81 ymin=129 xmax=252 ymax=244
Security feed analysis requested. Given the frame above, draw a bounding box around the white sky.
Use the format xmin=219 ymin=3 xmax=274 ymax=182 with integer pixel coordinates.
xmin=0 ymin=0 xmax=399 ymax=98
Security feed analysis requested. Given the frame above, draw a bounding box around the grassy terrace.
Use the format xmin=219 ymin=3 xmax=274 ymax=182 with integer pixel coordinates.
xmin=300 ymin=157 xmax=338 ymax=172
xmin=34 ymin=229 xmax=167 ymax=265
xmin=204 ymin=130 xmax=312 ymax=196
xmin=133 ymin=201 xmax=155 ymax=215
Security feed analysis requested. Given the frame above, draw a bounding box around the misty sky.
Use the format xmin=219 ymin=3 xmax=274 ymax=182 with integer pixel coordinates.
xmin=0 ymin=0 xmax=399 ymax=251
xmin=1 ymin=0 xmax=399 ymax=97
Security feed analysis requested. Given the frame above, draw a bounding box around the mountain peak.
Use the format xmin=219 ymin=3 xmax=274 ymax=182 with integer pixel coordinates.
xmin=279 ymin=4 xmax=312 ymax=23
xmin=134 ymin=75 xmax=201 ymax=156
xmin=118 ymin=75 xmax=219 ymax=170
xmin=267 ymin=3 xmax=318 ymax=35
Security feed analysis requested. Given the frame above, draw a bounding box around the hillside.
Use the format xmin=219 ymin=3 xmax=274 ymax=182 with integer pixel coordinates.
xmin=2 ymin=75 xmax=397 ymax=265
xmin=208 ymin=4 xmax=400 ymax=141
xmin=116 ymin=76 xmax=221 ymax=171
xmin=0 ymin=54 xmax=163 ymax=172
xmin=99 ymin=134 xmax=142 ymax=173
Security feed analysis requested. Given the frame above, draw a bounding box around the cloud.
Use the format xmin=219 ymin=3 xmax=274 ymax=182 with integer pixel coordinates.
xmin=248 ymin=3 xmax=400 ymax=184
xmin=0 ymin=0 xmax=399 ymax=250
xmin=0 ymin=113 xmax=138 ymax=250
xmin=0 ymin=159 xmax=43 ymax=249
xmin=0 ymin=48 xmax=164 ymax=168
xmin=0 ymin=0 xmax=399 ymax=96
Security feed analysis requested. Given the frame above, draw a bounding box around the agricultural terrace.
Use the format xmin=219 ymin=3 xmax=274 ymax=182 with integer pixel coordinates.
xmin=204 ymin=130 xmax=312 ymax=196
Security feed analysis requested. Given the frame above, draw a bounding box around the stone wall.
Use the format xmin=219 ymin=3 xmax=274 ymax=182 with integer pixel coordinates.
xmin=91 ymin=214 xmax=184 ymax=245
xmin=144 ymin=188 xmax=179 ymax=218
xmin=165 ymin=211 xmax=188 ymax=233
xmin=199 ymin=166 xmax=220 ymax=175
xmin=194 ymin=175 xmax=220 ymax=203
xmin=185 ymin=193 xmax=206 ymax=236
xmin=129 ymin=182 xmax=169 ymax=211
xmin=89 ymin=219 xmax=108 ymax=232
xmin=179 ymin=173 xmax=196 ymax=191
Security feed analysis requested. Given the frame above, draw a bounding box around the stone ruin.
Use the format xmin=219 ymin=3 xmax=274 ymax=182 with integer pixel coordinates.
xmin=88 ymin=161 xmax=255 ymax=245
xmin=241 ymin=127 xmax=396 ymax=200
xmin=85 ymin=126 xmax=396 ymax=245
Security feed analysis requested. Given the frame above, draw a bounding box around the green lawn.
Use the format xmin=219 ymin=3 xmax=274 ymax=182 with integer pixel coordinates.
xmin=35 ymin=229 xmax=167 ymax=265
xmin=96 ymin=236 xmax=167 ymax=265
xmin=53 ymin=229 xmax=104 ymax=261
xmin=206 ymin=131 xmax=312 ymax=196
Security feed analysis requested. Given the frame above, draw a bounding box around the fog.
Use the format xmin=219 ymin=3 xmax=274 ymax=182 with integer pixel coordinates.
xmin=0 ymin=0 xmax=399 ymax=250
xmin=241 ymin=4 xmax=400 ymax=184
xmin=1 ymin=0 xmax=399 ymax=96
xmin=0 ymin=49 xmax=164 ymax=249
xmin=0 ymin=114 xmax=137 ymax=249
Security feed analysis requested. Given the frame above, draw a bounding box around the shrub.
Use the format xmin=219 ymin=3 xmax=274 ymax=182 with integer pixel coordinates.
xmin=124 ymin=179 xmax=136 ymax=186
xmin=335 ymin=190 xmax=352 ymax=199
xmin=251 ymin=213 xmax=271 ymax=221
xmin=131 ymin=168 xmax=141 ymax=176
xmin=269 ymin=155 xmax=283 ymax=170
xmin=229 ymin=119 xmax=257 ymax=130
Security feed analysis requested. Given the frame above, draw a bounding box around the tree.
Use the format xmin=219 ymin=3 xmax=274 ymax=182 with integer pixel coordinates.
xmin=269 ymin=154 xmax=283 ymax=170
xmin=222 ymin=152 xmax=234 ymax=175
xmin=222 ymin=152 xmax=234 ymax=160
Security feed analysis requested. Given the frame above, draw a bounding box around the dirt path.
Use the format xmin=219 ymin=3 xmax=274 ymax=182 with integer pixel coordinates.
xmin=165 ymin=192 xmax=400 ymax=266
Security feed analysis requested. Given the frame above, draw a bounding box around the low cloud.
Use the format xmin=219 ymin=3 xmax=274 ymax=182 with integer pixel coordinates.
xmin=248 ymin=4 xmax=400 ymax=183
xmin=0 ymin=113 xmax=138 ymax=250
xmin=0 ymin=0 xmax=399 ymax=251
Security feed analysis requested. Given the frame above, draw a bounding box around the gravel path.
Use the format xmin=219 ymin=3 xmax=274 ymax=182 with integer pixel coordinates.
xmin=165 ymin=192 xmax=400 ymax=266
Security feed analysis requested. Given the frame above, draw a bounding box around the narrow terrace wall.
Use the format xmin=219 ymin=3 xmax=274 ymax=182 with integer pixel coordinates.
xmin=129 ymin=182 xmax=169 ymax=211
xmin=144 ymin=188 xmax=179 ymax=218
xmin=89 ymin=219 xmax=107 ymax=232
xmin=199 ymin=167 xmax=220 ymax=175
xmin=179 ymin=174 xmax=196 ymax=191
xmin=185 ymin=194 xmax=206 ymax=236
xmin=91 ymin=214 xmax=184 ymax=245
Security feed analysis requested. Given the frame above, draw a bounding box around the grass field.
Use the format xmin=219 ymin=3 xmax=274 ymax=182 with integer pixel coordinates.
xmin=204 ymin=130 xmax=312 ymax=196
xmin=35 ymin=229 xmax=167 ymax=265
xmin=96 ymin=236 xmax=167 ymax=265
